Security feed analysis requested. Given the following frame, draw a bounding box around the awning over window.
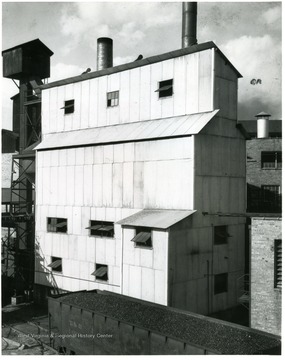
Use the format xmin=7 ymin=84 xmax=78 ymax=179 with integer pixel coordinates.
xmin=155 ymin=85 xmax=173 ymax=92
xmin=48 ymin=259 xmax=62 ymax=268
xmin=35 ymin=110 xmax=219 ymax=151
xmin=86 ymin=225 xmax=113 ymax=231
xmin=131 ymin=232 xmax=151 ymax=244
xmin=92 ymin=266 xmax=107 ymax=277
xmin=117 ymin=209 xmax=196 ymax=229
xmin=55 ymin=221 xmax=67 ymax=228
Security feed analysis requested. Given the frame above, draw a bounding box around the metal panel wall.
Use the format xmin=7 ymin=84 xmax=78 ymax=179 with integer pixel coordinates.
xmin=40 ymin=50 xmax=213 ymax=136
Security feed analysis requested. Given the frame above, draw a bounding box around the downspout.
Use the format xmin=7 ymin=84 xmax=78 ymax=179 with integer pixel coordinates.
xmin=211 ymin=47 xmax=216 ymax=111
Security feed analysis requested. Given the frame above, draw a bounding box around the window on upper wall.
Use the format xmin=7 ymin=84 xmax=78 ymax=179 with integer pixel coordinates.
xmin=86 ymin=220 xmax=114 ymax=238
xmin=47 ymin=218 xmax=67 ymax=233
xmin=155 ymin=79 xmax=173 ymax=98
xmin=48 ymin=256 xmax=62 ymax=273
xmin=131 ymin=227 xmax=152 ymax=249
xmin=61 ymin=99 xmax=75 ymax=114
xmin=261 ymin=185 xmax=281 ymax=205
xmin=214 ymin=226 xmax=230 ymax=245
xmin=214 ymin=273 xmax=228 ymax=295
xmin=107 ymin=91 xmax=119 ymax=107
xmin=92 ymin=263 xmax=108 ymax=282
xmin=261 ymin=151 xmax=282 ymax=169
xmin=274 ymin=239 xmax=282 ymax=289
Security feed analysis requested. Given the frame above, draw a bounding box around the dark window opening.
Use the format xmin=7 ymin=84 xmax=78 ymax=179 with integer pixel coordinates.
xmin=61 ymin=99 xmax=75 ymax=114
xmin=48 ymin=256 xmax=62 ymax=273
xmin=261 ymin=151 xmax=282 ymax=169
xmin=155 ymin=79 xmax=173 ymax=98
xmin=261 ymin=185 xmax=281 ymax=207
xmin=214 ymin=226 xmax=229 ymax=245
xmin=131 ymin=227 xmax=152 ymax=248
xmin=274 ymin=239 xmax=282 ymax=289
xmin=107 ymin=91 xmax=119 ymax=107
xmin=92 ymin=263 xmax=108 ymax=282
xmin=47 ymin=218 xmax=67 ymax=233
xmin=214 ymin=273 xmax=228 ymax=294
xmin=87 ymin=220 xmax=114 ymax=238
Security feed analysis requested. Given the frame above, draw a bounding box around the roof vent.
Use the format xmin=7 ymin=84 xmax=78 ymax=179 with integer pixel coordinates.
xmin=255 ymin=111 xmax=271 ymax=138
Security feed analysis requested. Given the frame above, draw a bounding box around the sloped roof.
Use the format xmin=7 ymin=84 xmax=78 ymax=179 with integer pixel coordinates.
xmin=117 ymin=209 xmax=196 ymax=229
xmin=49 ymin=290 xmax=281 ymax=355
xmin=41 ymin=41 xmax=242 ymax=90
xmin=2 ymin=38 xmax=53 ymax=56
xmin=35 ymin=110 xmax=219 ymax=151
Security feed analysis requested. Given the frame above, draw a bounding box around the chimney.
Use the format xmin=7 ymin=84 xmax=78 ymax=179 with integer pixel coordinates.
xmin=182 ymin=2 xmax=197 ymax=48
xmin=255 ymin=111 xmax=271 ymax=138
xmin=97 ymin=37 xmax=113 ymax=71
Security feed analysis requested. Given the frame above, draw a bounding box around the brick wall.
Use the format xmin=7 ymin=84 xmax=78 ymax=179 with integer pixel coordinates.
xmin=246 ymin=139 xmax=282 ymax=212
xmin=250 ymin=218 xmax=282 ymax=335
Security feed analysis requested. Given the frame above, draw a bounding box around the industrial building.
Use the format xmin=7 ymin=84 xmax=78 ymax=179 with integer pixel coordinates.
xmin=25 ymin=2 xmax=247 ymax=316
xmin=239 ymin=115 xmax=282 ymax=336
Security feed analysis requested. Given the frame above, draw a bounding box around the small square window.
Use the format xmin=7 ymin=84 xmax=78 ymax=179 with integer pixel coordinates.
xmin=107 ymin=91 xmax=119 ymax=107
xmin=47 ymin=218 xmax=67 ymax=233
xmin=92 ymin=263 xmax=108 ymax=282
xmin=61 ymin=99 xmax=75 ymax=114
xmin=155 ymin=79 xmax=173 ymax=98
xmin=214 ymin=226 xmax=229 ymax=245
xmin=87 ymin=220 xmax=114 ymax=238
xmin=131 ymin=227 xmax=152 ymax=248
xmin=261 ymin=151 xmax=282 ymax=169
xmin=48 ymin=256 xmax=62 ymax=273
xmin=214 ymin=273 xmax=228 ymax=294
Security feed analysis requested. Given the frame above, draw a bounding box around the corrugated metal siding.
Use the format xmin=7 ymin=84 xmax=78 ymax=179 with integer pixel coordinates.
xmin=36 ymin=110 xmax=219 ymax=150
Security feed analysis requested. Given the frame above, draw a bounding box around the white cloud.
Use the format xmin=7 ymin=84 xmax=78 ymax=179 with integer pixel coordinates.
xmin=261 ymin=6 xmax=281 ymax=26
xmin=221 ymin=34 xmax=281 ymax=114
xmin=50 ymin=63 xmax=84 ymax=82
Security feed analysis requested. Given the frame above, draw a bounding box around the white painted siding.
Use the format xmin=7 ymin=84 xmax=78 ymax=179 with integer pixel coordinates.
xmin=122 ymin=227 xmax=168 ymax=305
xmin=41 ymin=50 xmax=213 ymax=136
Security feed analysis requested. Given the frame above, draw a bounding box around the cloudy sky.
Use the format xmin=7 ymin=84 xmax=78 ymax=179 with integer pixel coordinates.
xmin=2 ymin=1 xmax=282 ymax=129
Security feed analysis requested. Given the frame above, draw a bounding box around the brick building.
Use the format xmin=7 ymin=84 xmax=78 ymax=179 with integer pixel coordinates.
xmin=239 ymin=114 xmax=282 ymax=336
xmin=239 ymin=115 xmax=282 ymax=213
xmin=250 ymin=217 xmax=282 ymax=336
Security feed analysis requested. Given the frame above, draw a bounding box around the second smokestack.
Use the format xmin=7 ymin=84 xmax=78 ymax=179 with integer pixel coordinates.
xmin=97 ymin=37 xmax=113 ymax=71
xmin=182 ymin=2 xmax=197 ymax=48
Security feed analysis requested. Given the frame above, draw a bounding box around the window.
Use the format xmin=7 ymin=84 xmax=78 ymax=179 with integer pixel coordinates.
xmin=47 ymin=218 xmax=67 ymax=233
xmin=261 ymin=152 xmax=282 ymax=169
xmin=48 ymin=256 xmax=62 ymax=273
xmin=155 ymin=79 xmax=173 ymax=98
xmin=86 ymin=221 xmax=114 ymax=238
xmin=107 ymin=91 xmax=119 ymax=107
xmin=214 ymin=273 xmax=228 ymax=294
xmin=61 ymin=99 xmax=75 ymax=114
xmin=214 ymin=226 xmax=229 ymax=245
xmin=92 ymin=263 xmax=108 ymax=282
xmin=274 ymin=239 xmax=282 ymax=289
xmin=131 ymin=227 xmax=152 ymax=248
xmin=261 ymin=185 xmax=281 ymax=206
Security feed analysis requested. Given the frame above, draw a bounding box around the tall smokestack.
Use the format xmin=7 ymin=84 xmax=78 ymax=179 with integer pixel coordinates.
xmin=255 ymin=111 xmax=271 ymax=138
xmin=182 ymin=2 xmax=197 ymax=48
xmin=97 ymin=37 xmax=113 ymax=71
